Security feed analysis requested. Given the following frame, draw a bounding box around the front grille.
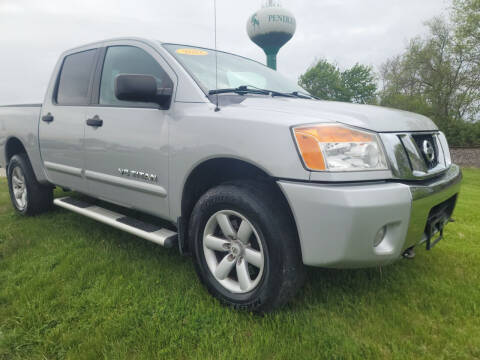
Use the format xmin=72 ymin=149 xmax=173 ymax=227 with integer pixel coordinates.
xmin=412 ymin=134 xmax=439 ymax=169
xmin=379 ymin=131 xmax=449 ymax=180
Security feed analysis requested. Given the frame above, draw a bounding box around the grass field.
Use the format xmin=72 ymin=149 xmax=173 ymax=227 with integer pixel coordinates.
xmin=0 ymin=170 xmax=479 ymax=359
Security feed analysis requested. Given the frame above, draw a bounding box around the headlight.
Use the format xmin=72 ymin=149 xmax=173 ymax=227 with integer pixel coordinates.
xmin=438 ymin=132 xmax=452 ymax=167
xmin=292 ymin=124 xmax=389 ymax=171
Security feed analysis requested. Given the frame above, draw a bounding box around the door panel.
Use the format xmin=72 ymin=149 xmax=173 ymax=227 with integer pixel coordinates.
xmin=39 ymin=106 xmax=86 ymax=191
xmin=39 ymin=49 xmax=98 ymax=192
xmin=83 ymin=107 xmax=170 ymax=218
xmin=83 ymin=45 xmax=173 ymax=219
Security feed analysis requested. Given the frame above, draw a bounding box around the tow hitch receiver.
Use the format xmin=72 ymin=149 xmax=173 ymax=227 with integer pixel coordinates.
xmin=424 ymin=195 xmax=457 ymax=251
xmin=425 ymin=213 xmax=449 ymax=250
xmin=403 ymin=246 xmax=416 ymax=259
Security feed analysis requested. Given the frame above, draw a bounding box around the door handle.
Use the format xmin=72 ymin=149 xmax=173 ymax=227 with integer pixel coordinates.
xmin=86 ymin=115 xmax=103 ymax=127
xmin=42 ymin=113 xmax=54 ymax=123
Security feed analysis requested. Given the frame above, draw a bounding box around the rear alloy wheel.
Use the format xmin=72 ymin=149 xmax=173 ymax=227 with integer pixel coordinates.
xmin=7 ymin=154 xmax=53 ymax=215
xmin=11 ymin=166 xmax=28 ymax=211
xmin=190 ymin=181 xmax=305 ymax=312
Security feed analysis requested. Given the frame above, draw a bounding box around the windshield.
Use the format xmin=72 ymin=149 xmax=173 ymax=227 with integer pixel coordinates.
xmin=163 ymin=43 xmax=306 ymax=95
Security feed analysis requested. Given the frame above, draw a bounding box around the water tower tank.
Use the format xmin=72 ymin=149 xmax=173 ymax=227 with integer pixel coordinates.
xmin=246 ymin=0 xmax=296 ymax=70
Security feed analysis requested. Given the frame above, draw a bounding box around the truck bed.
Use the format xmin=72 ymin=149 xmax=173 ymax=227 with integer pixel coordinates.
xmin=0 ymin=104 xmax=42 ymax=108
xmin=0 ymin=104 xmax=45 ymax=179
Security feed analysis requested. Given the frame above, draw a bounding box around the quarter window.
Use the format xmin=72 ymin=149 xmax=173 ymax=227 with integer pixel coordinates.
xmin=56 ymin=49 xmax=97 ymax=105
xmin=99 ymin=46 xmax=171 ymax=106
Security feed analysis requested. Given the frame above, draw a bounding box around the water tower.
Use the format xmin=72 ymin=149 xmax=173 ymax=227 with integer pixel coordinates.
xmin=246 ymin=0 xmax=296 ymax=70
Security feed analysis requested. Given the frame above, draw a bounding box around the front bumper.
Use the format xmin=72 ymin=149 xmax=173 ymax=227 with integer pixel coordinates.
xmin=278 ymin=164 xmax=462 ymax=268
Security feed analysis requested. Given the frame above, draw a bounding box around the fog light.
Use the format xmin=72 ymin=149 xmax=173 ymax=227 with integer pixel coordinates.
xmin=374 ymin=226 xmax=387 ymax=247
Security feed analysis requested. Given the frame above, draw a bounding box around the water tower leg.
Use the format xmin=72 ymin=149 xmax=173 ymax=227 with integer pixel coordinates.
xmin=266 ymin=52 xmax=277 ymax=70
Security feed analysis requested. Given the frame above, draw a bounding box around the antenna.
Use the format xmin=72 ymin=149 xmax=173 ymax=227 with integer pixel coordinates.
xmin=213 ymin=0 xmax=220 ymax=112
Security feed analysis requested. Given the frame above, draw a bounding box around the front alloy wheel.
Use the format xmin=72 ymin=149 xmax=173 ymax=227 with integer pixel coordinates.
xmin=190 ymin=181 xmax=305 ymax=312
xmin=203 ymin=210 xmax=264 ymax=293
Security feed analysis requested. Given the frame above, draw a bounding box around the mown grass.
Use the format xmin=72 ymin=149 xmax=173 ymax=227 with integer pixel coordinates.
xmin=0 ymin=170 xmax=479 ymax=359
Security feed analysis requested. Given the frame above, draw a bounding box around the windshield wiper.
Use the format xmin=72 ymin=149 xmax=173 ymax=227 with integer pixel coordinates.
xmin=290 ymin=91 xmax=319 ymax=100
xmin=208 ymin=86 xmax=269 ymax=96
xmin=208 ymin=85 xmax=295 ymax=98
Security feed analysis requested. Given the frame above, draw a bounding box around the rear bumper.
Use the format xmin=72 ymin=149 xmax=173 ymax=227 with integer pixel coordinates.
xmin=278 ymin=164 xmax=462 ymax=268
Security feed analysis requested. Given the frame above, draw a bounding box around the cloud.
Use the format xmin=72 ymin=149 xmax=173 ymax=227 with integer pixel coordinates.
xmin=0 ymin=0 xmax=450 ymax=104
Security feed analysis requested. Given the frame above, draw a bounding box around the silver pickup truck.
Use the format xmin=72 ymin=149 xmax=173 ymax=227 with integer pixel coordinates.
xmin=0 ymin=38 xmax=462 ymax=311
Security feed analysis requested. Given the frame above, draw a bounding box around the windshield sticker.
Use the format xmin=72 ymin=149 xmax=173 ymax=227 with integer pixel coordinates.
xmin=176 ymin=48 xmax=208 ymax=56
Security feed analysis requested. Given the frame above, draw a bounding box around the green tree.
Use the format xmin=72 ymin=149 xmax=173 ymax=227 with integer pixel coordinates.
xmin=298 ymin=60 xmax=343 ymax=101
xmin=381 ymin=19 xmax=469 ymax=122
xmin=299 ymin=59 xmax=377 ymax=104
xmin=341 ymin=64 xmax=378 ymax=104
xmin=453 ymin=0 xmax=480 ymax=123
xmin=453 ymin=0 xmax=480 ymax=51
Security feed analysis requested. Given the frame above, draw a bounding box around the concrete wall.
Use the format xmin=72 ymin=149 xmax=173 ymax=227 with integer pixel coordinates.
xmin=0 ymin=168 xmax=5 ymax=177
xmin=450 ymin=148 xmax=480 ymax=168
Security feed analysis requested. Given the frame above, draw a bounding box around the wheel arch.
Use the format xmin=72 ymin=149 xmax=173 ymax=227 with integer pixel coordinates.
xmin=4 ymin=136 xmax=49 ymax=184
xmin=5 ymin=136 xmax=27 ymax=166
xmin=179 ymin=157 xmax=299 ymax=254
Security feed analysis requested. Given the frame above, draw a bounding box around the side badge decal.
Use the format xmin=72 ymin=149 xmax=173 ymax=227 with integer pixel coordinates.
xmin=118 ymin=168 xmax=158 ymax=182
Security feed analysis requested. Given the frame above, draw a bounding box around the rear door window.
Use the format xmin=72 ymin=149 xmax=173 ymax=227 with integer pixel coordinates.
xmin=56 ymin=49 xmax=97 ymax=105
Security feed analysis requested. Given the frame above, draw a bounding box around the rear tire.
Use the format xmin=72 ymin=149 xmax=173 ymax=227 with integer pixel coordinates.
xmin=189 ymin=180 xmax=305 ymax=312
xmin=7 ymin=154 xmax=53 ymax=216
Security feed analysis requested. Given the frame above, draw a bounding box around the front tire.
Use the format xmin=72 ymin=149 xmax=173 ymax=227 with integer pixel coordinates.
xmin=7 ymin=154 xmax=53 ymax=216
xmin=189 ymin=181 xmax=305 ymax=312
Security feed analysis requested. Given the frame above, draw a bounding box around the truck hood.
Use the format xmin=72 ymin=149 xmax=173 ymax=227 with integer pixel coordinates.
xmin=235 ymin=97 xmax=438 ymax=133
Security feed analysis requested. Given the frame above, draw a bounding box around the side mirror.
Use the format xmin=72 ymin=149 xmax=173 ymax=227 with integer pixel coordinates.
xmin=114 ymin=74 xmax=173 ymax=109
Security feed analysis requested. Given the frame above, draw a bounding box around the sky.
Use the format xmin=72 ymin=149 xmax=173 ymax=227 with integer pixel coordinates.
xmin=0 ymin=0 xmax=451 ymax=105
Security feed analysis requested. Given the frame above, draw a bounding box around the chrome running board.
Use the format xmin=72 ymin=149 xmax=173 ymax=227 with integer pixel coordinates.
xmin=54 ymin=197 xmax=177 ymax=248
